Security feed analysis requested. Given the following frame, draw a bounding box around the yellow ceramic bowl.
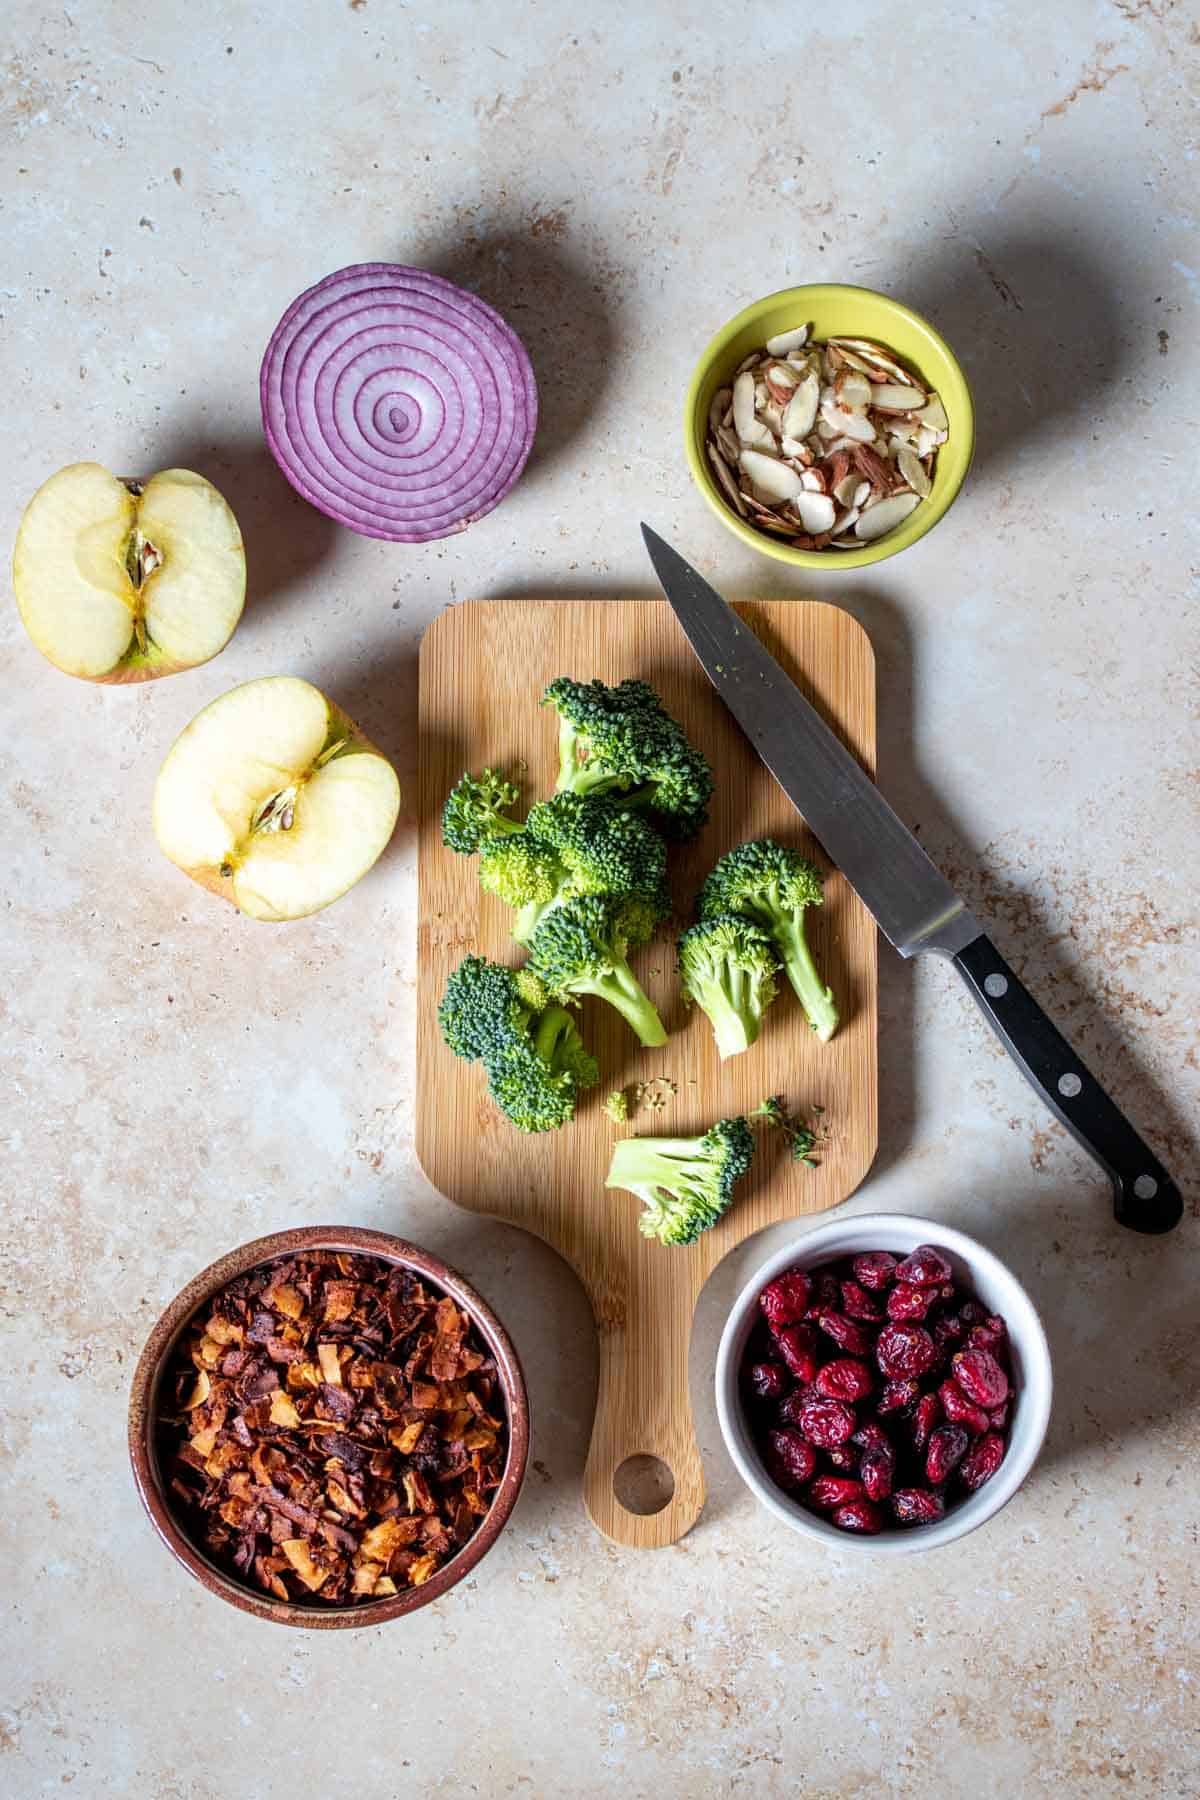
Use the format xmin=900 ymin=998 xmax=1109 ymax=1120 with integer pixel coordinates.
xmin=685 ymin=284 xmax=974 ymax=570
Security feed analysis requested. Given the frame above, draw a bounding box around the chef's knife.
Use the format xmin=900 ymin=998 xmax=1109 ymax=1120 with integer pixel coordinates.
xmin=641 ymin=524 xmax=1182 ymax=1234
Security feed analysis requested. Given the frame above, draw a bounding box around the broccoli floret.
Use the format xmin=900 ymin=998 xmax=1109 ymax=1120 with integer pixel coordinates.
xmin=476 ymin=793 xmax=670 ymax=946
xmin=477 ymin=832 xmax=564 ymax=941
xmin=541 ymin=677 xmax=714 ymax=840
xmin=677 ymin=915 xmax=780 ymax=1060
xmin=525 ymin=793 xmax=668 ymax=901
xmin=442 ymin=768 xmax=523 ymax=854
xmin=698 ymin=839 xmax=838 ymax=1042
xmin=437 ymin=955 xmax=598 ymax=1132
xmin=604 ymin=1088 xmax=631 ymax=1125
xmin=605 ymin=1116 xmax=756 ymax=1246
xmin=527 ymin=893 xmax=670 ymax=1048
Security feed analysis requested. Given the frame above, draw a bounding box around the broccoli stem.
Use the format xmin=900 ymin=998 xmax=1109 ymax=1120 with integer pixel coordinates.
xmin=698 ymin=981 xmax=755 ymax=1061
xmin=576 ymin=962 xmax=667 ymax=1048
xmin=533 ymin=1005 xmax=578 ymax=1067
xmin=774 ymin=915 xmax=839 ymax=1042
xmin=513 ymin=899 xmax=550 ymax=945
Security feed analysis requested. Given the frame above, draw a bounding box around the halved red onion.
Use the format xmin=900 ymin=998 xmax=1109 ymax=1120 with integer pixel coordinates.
xmin=260 ymin=263 xmax=538 ymax=543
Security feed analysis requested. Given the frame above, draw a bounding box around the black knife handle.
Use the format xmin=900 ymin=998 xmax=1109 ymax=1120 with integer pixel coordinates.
xmin=953 ymin=935 xmax=1183 ymax=1234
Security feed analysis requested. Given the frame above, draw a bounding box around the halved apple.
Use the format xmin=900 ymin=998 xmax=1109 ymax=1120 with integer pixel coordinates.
xmin=13 ymin=462 xmax=245 ymax=682
xmin=153 ymin=677 xmax=400 ymax=921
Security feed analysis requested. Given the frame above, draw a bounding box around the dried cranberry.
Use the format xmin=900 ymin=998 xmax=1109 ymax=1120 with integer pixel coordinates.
xmin=891 ymin=1486 xmax=946 ymax=1527
xmin=803 ymin=1269 xmax=841 ymax=1318
xmin=875 ymin=1322 xmax=937 ymax=1379
xmin=839 ymin=1279 xmax=884 ymax=1322
xmin=988 ymin=1402 xmax=1010 ymax=1432
xmin=796 ymin=1395 xmax=857 ymax=1448
xmin=967 ymin=1316 xmax=1009 ymax=1358
xmin=852 ymin=1420 xmax=892 ymax=1453
xmin=938 ymin=1378 xmax=991 ymax=1435
xmin=745 ymin=1361 xmax=790 ymax=1401
xmin=807 ymin=1474 xmax=864 ymax=1510
xmin=816 ymin=1358 xmax=874 ymax=1402
xmin=760 ymin=1269 xmax=811 ymax=1329
xmin=894 ymin=1244 xmax=953 ymax=1286
xmin=877 ymin=1376 xmax=920 ymax=1415
xmin=764 ymin=1427 xmax=817 ymax=1490
xmin=824 ymin=1444 xmax=858 ymax=1471
xmin=851 ymin=1251 xmax=898 ymax=1292
xmin=952 ymin=1346 xmax=1009 ymax=1408
xmin=774 ymin=1322 xmax=820 ymax=1383
xmin=910 ymin=1391 xmax=941 ymax=1454
xmin=833 ymin=1498 xmax=884 ymax=1534
xmin=959 ymin=1431 xmax=1006 ymax=1492
xmin=957 ymin=1300 xmax=988 ymax=1326
xmin=818 ymin=1313 xmax=875 ymax=1357
xmin=926 ymin=1423 xmax=970 ymax=1484
xmin=859 ymin=1444 xmax=895 ymax=1502
xmin=933 ymin=1312 xmax=966 ymax=1348
xmin=778 ymin=1388 xmax=813 ymax=1427
xmin=886 ymin=1282 xmax=936 ymax=1322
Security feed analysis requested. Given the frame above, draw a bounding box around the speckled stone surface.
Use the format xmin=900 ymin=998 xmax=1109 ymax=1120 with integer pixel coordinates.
xmin=2 ymin=2 xmax=1198 ymax=1793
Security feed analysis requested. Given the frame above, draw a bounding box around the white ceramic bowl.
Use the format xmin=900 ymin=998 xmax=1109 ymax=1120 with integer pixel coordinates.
xmin=715 ymin=1214 xmax=1052 ymax=1554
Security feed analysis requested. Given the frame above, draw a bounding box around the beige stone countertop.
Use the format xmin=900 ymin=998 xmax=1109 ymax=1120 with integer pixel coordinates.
xmin=2 ymin=1 xmax=1197 ymax=1793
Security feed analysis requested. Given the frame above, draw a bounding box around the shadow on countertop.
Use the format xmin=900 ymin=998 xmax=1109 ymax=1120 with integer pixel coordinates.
xmin=881 ymin=217 xmax=1144 ymax=479
xmin=957 ymin=1180 xmax=1198 ymax=1484
xmin=148 ymin=421 xmax=339 ymax=623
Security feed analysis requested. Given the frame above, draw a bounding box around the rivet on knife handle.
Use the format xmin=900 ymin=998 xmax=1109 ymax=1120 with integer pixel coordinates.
xmin=953 ymin=935 xmax=1183 ymax=1234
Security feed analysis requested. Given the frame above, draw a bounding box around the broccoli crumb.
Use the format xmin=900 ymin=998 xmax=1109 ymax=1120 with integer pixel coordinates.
xmin=751 ymin=1094 xmax=826 ymax=1168
xmin=604 ymin=1089 xmax=631 ymax=1125
xmin=634 ymin=1076 xmax=677 ymax=1114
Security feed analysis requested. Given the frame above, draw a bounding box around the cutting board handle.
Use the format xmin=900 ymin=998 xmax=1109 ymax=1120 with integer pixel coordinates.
xmin=582 ymin=1297 xmax=706 ymax=1548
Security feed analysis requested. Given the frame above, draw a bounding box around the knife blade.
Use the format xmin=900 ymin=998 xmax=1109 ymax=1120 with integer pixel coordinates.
xmin=641 ymin=524 xmax=1182 ymax=1234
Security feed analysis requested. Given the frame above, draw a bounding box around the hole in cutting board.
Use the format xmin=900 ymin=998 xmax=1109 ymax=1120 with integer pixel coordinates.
xmin=613 ymin=1454 xmax=675 ymax=1516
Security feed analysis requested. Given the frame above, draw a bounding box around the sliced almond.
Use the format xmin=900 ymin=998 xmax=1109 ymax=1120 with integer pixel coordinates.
xmin=854 ymin=491 xmax=921 ymax=541
xmin=779 ymin=434 xmax=809 ymax=459
xmin=832 ymin=472 xmax=859 ymax=506
xmin=732 ymin=371 xmax=757 ymax=438
xmin=765 ymin=324 xmax=809 ymax=356
xmin=852 ymin=479 xmax=871 ymax=508
xmin=708 ymin=387 xmax=732 ymax=435
xmin=799 ymin=468 xmax=827 ymax=493
xmin=832 ymin=506 xmax=861 ymax=535
xmin=851 ymin=443 xmax=893 ymax=489
xmin=706 ymin=441 xmax=748 ymax=515
xmin=916 ymin=394 xmax=949 ymax=432
xmin=820 ymin=393 xmax=876 ymax=443
xmin=735 ymin=351 xmax=762 ymax=375
xmin=896 ymin=444 xmax=931 ymax=497
xmin=792 ymin=490 xmax=836 ymax=533
xmin=836 ymin=369 xmax=873 ymax=411
xmin=870 ymin=382 xmax=926 ymax=412
xmin=764 ymin=361 xmax=800 ymax=403
xmin=740 ymin=448 xmax=804 ymax=501
xmin=715 ymin=423 xmax=741 ymax=464
xmin=830 ymin=337 xmax=911 ymax=383
xmin=780 ymin=369 xmax=820 ymax=440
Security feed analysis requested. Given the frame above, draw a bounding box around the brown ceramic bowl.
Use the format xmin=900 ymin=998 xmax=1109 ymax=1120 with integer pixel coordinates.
xmin=128 ymin=1225 xmax=529 ymax=1629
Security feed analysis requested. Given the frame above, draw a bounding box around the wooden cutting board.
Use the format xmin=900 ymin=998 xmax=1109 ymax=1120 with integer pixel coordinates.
xmin=416 ymin=599 xmax=877 ymax=1548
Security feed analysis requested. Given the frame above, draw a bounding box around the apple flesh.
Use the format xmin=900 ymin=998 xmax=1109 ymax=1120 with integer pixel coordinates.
xmin=12 ymin=462 xmax=245 ymax=682
xmin=153 ymin=677 xmax=400 ymax=921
